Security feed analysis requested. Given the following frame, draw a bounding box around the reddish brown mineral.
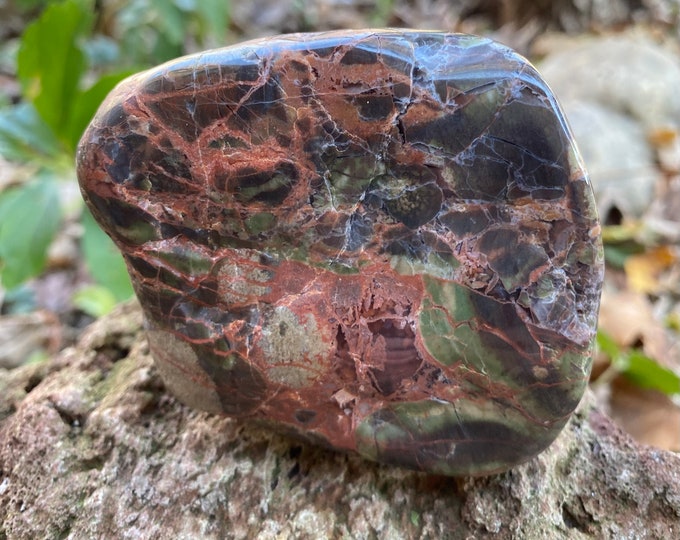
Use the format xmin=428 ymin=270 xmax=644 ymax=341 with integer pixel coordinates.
xmin=77 ymin=30 xmax=604 ymax=476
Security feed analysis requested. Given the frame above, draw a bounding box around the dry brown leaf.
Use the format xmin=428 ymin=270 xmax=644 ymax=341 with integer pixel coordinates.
xmin=624 ymin=245 xmax=676 ymax=294
xmin=609 ymin=377 xmax=680 ymax=452
xmin=649 ymin=126 xmax=680 ymax=173
xmin=599 ymin=289 xmax=656 ymax=347
xmin=648 ymin=126 xmax=678 ymax=147
xmin=598 ymin=288 xmax=678 ymax=367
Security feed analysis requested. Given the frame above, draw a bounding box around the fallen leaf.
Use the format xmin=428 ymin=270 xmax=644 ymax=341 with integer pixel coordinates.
xmin=598 ymin=288 xmax=678 ymax=367
xmin=649 ymin=126 xmax=680 ymax=173
xmin=624 ymin=245 xmax=676 ymax=294
xmin=648 ymin=126 xmax=678 ymax=147
xmin=609 ymin=376 xmax=680 ymax=452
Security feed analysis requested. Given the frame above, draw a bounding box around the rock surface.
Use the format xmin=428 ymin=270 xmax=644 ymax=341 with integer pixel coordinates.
xmin=1 ymin=301 xmax=680 ymax=539
xmin=540 ymin=34 xmax=680 ymax=221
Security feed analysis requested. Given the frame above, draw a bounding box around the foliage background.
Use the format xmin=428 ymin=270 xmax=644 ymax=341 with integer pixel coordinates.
xmin=1 ymin=0 xmax=679 ymax=450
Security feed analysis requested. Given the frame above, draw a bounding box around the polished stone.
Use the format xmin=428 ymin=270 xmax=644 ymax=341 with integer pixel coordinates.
xmin=77 ymin=30 xmax=604 ymax=476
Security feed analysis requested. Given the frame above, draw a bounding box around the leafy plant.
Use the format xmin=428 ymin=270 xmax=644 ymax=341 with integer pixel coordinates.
xmin=0 ymin=171 xmax=61 ymax=289
xmin=0 ymin=0 xmax=135 ymax=314
xmin=0 ymin=0 xmax=231 ymax=315
xmin=596 ymin=330 xmax=680 ymax=396
xmin=102 ymin=0 xmax=230 ymax=67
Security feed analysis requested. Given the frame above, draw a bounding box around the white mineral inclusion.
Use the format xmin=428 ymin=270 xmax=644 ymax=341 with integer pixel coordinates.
xmin=260 ymin=306 xmax=331 ymax=388
xmin=217 ymin=254 xmax=271 ymax=304
xmin=147 ymin=329 xmax=224 ymax=414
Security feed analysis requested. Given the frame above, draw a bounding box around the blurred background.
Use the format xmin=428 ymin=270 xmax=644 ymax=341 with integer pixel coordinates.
xmin=1 ymin=0 xmax=679 ymax=453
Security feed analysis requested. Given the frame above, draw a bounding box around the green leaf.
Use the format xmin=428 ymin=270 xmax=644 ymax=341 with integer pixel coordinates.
xmin=17 ymin=0 xmax=92 ymax=147
xmin=0 ymin=103 xmax=62 ymax=163
xmin=0 ymin=173 xmax=62 ymax=289
xmin=620 ymin=351 xmax=680 ymax=396
xmin=15 ymin=0 xmax=50 ymax=10
xmin=372 ymin=0 xmax=394 ymax=25
xmin=73 ymin=284 xmax=118 ymax=317
xmin=67 ymin=70 xmax=136 ymax=151
xmin=150 ymin=0 xmax=186 ymax=46
xmin=195 ymin=0 xmax=229 ymax=44
xmin=600 ymin=330 xmax=680 ymax=396
xmin=596 ymin=331 xmax=621 ymax=362
xmin=81 ymin=208 xmax=133 ymax=302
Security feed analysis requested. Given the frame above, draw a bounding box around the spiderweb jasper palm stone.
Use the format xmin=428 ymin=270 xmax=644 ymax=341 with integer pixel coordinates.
xmin=76 ymin=30 xmax=604 ymax=476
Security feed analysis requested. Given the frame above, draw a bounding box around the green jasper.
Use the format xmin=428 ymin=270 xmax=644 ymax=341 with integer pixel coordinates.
xmin=77 ymin=30 xmax=604 ymax=476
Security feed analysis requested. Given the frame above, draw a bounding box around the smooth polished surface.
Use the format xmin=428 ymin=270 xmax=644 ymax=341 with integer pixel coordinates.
xmin=77 ymin=30 xmax=603 ymax=476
